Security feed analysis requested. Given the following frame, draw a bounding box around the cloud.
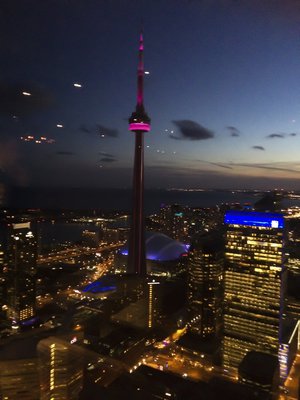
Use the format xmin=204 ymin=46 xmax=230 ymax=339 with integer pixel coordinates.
xmin=96 ymin=124 xmax=118 ymax=138
xmin=0 ymin=81 xmax=53 ymax=117
xmin=197 ymin=159 xmax=300 ymax=174
xmin=252 ymin=146 xmax=265 ymax=151
xmin=79 ymin=125 xmax=92 ymax=134
xmin=209 ymin=162 xmax=233 ymax=170
xmin=230 ymin=162 xmax=300 ymax=174
xmin=266 ymin=132 xmax=298 ymax=138
xmin=226 ymin=126 xmax=240 ymax=137
xmin=98 ymin=152 xmax=116 ymax=162
xmin=80 ymin=124 xmax=119 ymax=138
xmin=56 ymin=151 xmax=75 ymax=156
xmin=99 ymin=152 xmax=115 ymax=158
xmin=197 ymin=160 xmax=233 ymax=170
xmin=170 ymin=120 xmax=214 ymax=140
xmin=266 ymin=133 xmax=285 ymax=139
xmin=100 ymin=157 xmax=116 ymax=163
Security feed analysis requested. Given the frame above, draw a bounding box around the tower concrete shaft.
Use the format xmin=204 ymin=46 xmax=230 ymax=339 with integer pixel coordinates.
xmin=128 ymin=33 xmax=151 ymax=275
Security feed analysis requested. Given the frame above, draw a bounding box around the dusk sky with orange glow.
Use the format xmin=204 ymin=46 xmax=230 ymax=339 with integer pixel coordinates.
xmin=1 ymin=0 xmax=300 ymax=190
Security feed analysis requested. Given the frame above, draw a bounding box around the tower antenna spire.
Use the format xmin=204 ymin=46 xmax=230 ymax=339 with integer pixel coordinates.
xmin=137 ymin=30 xmax=144 ymax=107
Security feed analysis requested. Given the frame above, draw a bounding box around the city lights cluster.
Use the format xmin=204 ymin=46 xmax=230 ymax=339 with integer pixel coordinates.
xmin=20 ymin=135 xmax=55 ymax=144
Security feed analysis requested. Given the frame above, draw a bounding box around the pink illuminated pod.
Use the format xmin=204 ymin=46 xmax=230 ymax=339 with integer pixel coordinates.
xmin=128 ymin=32 xmax=151 ymax=276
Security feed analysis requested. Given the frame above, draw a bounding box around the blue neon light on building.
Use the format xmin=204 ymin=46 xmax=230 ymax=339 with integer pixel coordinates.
xmin=224 ymin=211 xmax=284 ymax=229
xmin=82 ymin=281 xmax=116 ymax=294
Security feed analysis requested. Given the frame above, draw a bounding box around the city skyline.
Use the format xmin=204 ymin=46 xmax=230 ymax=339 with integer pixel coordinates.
xmin=1 ymin=1 xmax=300 ymax=190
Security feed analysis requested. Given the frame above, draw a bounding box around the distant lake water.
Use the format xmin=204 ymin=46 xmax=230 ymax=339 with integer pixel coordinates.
xmin=39 ymin=222 xmax=93 ymax=245
xmin=8 ymin=187 xmax=267 ymax=215
xmin=29 ymin=189 xmax=300 ymax=245
xmin=36 ymin=190 xmax=260 ymax=245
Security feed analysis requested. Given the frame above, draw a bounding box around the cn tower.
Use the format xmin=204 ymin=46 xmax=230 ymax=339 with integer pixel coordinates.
xmin=128 ymin=33 xmax=151 ymax=275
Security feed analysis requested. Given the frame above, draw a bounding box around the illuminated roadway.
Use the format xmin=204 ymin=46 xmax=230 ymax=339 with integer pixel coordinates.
xmin=38 ymin=242 xmax=123 ymax=264
xmin=142 ymin=342 xmax=238 ymax=384
xmin=144 ymin=344 xmax=300 ymax=400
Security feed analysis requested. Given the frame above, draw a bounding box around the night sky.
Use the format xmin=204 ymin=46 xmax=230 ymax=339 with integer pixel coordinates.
xmin=1 ymin=0 xmax=300 ymax=190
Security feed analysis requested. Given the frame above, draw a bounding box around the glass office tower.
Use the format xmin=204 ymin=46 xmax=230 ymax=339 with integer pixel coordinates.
xmin=38 ymin=337 xmax=84 ymax=400
xmin=223 ymin=211 xmax=287 ymax=369
xmin=188 ymin=232 xmax=224 ymax=339
xmin=5 ymin=222 xmax=37 ymax=324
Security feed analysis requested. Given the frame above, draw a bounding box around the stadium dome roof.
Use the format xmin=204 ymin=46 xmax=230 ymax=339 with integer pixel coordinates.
xmin=120 ymin=232 xmax=189 ymax=262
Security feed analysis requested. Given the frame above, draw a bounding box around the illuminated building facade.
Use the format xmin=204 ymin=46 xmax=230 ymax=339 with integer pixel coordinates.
xmin=110 ymin=275 xmax=185 ymax=331
xmin=286 ymin=257 xmax=300 ymax=327
xmin=187 ymin=232 xmax=224 ymax=338
xmin=5 ymin=222 xmax=37 ymax=324
xmin=128 ymin=33 xmax=151 ymax=275
xmin=0 ymin=240 xmax=5 ymax=313
xmin=37 ymin=337 xmax=84 ymax=400
xmin=223 ymin=211 xmax=287 ymax=371
xmin=158 ymin=204 xmax=188 ymax=242
xmin=147 ymin=279 xmax=160 ymax=328
xmin=82 ymin=229 xmax=99 ymax=248
xmin=287 ymin=257 xmax=300 ymax=275
xmin=0 ymin=358 xmax=40 ymax=399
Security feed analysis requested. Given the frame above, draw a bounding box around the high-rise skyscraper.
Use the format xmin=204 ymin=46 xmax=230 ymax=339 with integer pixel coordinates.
xmin=37 ymin=337 xmax=84 ymax=400
xmin=5 ymin=222 xmax=37 ymax=325
xmin=0 ymin=239 xmax=5 ymax=314
xmin=223 ymin=211 xmax=287 ymax=371
xmin=147 ymin=279 xmax=160 ymax=329
xmin=158 ymin=204 xmax=188 ymax=242
xmin=187 ymin=232 xmax=224 ymax=339
xmin=0 ymin=358 xmax=40 ymax=399
xmin=128 ymin=33 xmax=151 ymax=276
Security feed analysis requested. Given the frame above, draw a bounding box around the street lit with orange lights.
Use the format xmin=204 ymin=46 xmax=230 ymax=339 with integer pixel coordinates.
xmin=142 ymin=342 xmax=238 ymax=385
xmin=38 ymin=242 xmax=123 ymax=265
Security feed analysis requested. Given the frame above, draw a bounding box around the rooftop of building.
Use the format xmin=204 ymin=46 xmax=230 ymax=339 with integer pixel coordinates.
xmin=0 ymin=335 xmax=39 ymax=361
xmin=238 ymin=351 xmax=278 ymax=386
xmin=190 ymin=231 xmax=224 ymax=253
xmin=224 ymin=210 xmax=284 ymax=229
xmin=209 ymin=376 xmax=268 ymax=400
xmin=104 ymin=365 xmax=214 ymax=400
xmin=81 ymin=273 xmax=145 ymax=295
xmin=177 ymin=332 xmax=219 ymax=355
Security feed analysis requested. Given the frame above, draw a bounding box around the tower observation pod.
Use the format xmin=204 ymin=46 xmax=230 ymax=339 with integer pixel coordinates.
xmin=128 ymin=33 xmax=151 ymax=276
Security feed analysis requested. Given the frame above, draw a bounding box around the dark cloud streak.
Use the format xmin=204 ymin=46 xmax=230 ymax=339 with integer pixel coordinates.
xmin=226 ymin=126 xmax=240 ymax=137
xmin=230 ymin=162 xmax=300 ymax=174
xmin=266 ymin=133 xmax=284 ymax=139
xmin=170 ymin=120 xmax=214 ymax=141
xmin=96 ymin=124 xmax=118 ymax=138
xmin=99 ymin=152 xmax=115 ymax=158
xmin=80 ymin=124 xmax=119 ymax=138
xmin=100 ymin=157 xmax=117 ymax=163
xmin=252 ymin=146 xmax=265 ymax=151
xmin=197 ymin=160 xmax=233 ymax=170
xmin=56 ymin=151 xmax=75 ymax=156
xmin=79 ymin=125 xmax=92 ymax=134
